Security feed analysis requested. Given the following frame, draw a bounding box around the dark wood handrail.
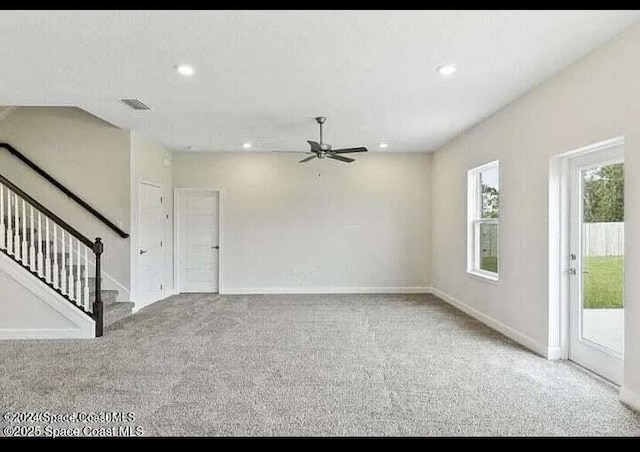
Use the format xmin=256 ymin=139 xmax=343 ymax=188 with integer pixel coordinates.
xmin=0 ymin=142 xmax=129 ymax=239
xmin=0 ymin=173 xmax=93 ymax=248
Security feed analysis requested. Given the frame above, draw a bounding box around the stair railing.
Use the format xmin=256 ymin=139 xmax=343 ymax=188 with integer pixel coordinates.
xmin=0 ymin=142 xmax=129 ymax=239
xmin=0 ymin=173 xmax=103 ymax=336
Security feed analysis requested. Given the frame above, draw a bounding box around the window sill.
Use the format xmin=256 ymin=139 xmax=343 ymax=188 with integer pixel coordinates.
xmin=466 ymin=270 xmax=499 ymax=285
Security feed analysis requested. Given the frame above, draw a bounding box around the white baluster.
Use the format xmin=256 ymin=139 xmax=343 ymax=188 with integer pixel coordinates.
xmin=13 ymin=192 xmax=20 ymax=261
xmin=21 ymin=199 xmax=27 ymax=263
xmin=68 ymin=234 xmax=75 ymax=301
xmin=52 ymin=224 xmax=59 ymax=289
xmin=45 ymin=218 xmax=51 ymax=283
xmin=60 ymin=230 xmax=67 ymax=294
xmin=0 ymin=184 xmax=5 ymax=250
xmin=29 ymin=206 xmax=35 ymax=270
xmin=76 ymin=239 xmax=82 ymax=308
xmin=6 ymin=189 xmax=12 ymax=255
xmin=84 ymin=247 xmax=90 ymax=312
xmin=37 ymin=213 xmax=43 ymax=276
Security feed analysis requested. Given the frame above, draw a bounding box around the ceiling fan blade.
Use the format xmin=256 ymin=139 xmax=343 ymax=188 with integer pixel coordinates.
xmin=331 ymin=147 xmax=368 ymax=154
xmin=307 ymin=140 xmax=322 ymax=151
xmin=327 ymin=154 xmax=354 ymax=163
xmin=299 ymin=155 xmax=318 ymax=163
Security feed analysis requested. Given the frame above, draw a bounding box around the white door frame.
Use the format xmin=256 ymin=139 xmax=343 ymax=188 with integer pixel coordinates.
xmin=137 ymin=180 xmax=164 ymax=305
xmin=174 ymin=188 xmax=225 ymax=294
xmin=548 ymin=136 xmax=624 ymax=375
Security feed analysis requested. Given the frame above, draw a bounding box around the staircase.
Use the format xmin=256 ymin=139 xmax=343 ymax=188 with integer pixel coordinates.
xmin=89 ymin=277 xmax=134 ymax=329
xmin=0 ymin=174 xmax=133 ymax=337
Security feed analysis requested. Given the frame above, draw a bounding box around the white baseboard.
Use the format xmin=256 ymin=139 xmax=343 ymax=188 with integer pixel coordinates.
xmin=132 ymin=292 xmax=175 ymax=313
xmin=222 ymin=286 xmax=432 ymax=295
xmin=132 ymin=300 xmax=152 ymax=313
xmin=620 ymin=387 xmax=640 ymax=412
xmin=547 ymin=346 xmax=562 ymax=360
xmin=0 ymin=328 xmax=93 ymax=339
xmin=430 ymin=286 xmax=549 ymax=358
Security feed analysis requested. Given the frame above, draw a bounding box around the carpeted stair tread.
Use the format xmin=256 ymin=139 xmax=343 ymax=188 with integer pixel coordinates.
xmin=103 ymin=302 xmax=135 ymax=328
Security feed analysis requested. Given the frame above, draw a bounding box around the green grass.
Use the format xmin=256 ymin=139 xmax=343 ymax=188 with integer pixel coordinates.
xmin=480 ymin=256 xmax=498 ymax=274
xmin=584 ymin=256 xmax=624 ymax=309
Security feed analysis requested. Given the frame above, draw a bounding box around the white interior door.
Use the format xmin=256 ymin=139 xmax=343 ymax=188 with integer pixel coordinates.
xmin=139 ymin=182 xmax=165 ymax=304
xmin=568 ymin=145 xmax=624 ymax=385
xmin=178 ymin=190 xmax=219 ymax=293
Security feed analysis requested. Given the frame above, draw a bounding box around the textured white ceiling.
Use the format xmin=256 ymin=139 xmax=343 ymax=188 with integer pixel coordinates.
xmin=0 ymin=10 xmax=638 ymax=152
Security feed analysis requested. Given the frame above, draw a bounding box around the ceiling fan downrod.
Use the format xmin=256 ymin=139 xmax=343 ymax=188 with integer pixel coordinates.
xmin=315 ymin=116 xmax=326 ymax=147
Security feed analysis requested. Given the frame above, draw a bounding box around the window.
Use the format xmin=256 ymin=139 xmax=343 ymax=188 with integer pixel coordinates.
xmin=467 ymin=160 xmax=499 ymax=280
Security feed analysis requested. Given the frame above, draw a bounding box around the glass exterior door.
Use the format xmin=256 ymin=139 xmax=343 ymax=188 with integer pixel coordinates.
xmin=568 ymin=146 xmax=624 ymax=385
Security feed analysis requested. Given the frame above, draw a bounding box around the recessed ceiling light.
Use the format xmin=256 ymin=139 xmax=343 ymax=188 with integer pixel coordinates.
xmin=243 ymin=142 xmax=252 ymax=149
xmin=379 ymin=143 xmax=388 ymax=149
xmin=436 ymin=64 xmax=456 ymax=76
xmin=176 ymin=64 xmax=195 ymax=76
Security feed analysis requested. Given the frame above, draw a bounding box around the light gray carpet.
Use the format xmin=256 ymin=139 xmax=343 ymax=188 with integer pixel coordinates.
xmin=1 ymin=293 xmax=639 ymax=436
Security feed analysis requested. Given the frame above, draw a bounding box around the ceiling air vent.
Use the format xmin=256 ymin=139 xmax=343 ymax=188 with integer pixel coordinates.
xmin=121 ymin=98 xmax=151 ymax=111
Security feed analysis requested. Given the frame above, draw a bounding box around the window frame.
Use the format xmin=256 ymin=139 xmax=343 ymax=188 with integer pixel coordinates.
xmin=467 ymin=160 xmax=500 ymax=282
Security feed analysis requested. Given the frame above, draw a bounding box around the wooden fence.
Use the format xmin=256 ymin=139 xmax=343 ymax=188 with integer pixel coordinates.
xmin=583 ymin=222 xmax=624 ymax=257
xmin=478 ymin=222 xmax=622 ymax=258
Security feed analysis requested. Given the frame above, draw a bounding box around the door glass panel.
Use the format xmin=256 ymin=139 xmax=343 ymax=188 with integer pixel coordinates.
xmin=581 ymin=162 xmax=624 ymax=354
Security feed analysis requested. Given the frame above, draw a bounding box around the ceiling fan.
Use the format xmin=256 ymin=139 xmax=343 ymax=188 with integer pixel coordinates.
xmin=292 ymin=117 xmax=368 ymax=164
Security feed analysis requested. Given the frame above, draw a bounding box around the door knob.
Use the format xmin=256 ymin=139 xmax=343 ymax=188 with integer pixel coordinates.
xmin=139 ymin=249 xmax=148 ymax=255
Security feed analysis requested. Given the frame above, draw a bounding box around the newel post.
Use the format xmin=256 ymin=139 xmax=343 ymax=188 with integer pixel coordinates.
xmin=93 ymin=237 xmax=104 ymax=337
